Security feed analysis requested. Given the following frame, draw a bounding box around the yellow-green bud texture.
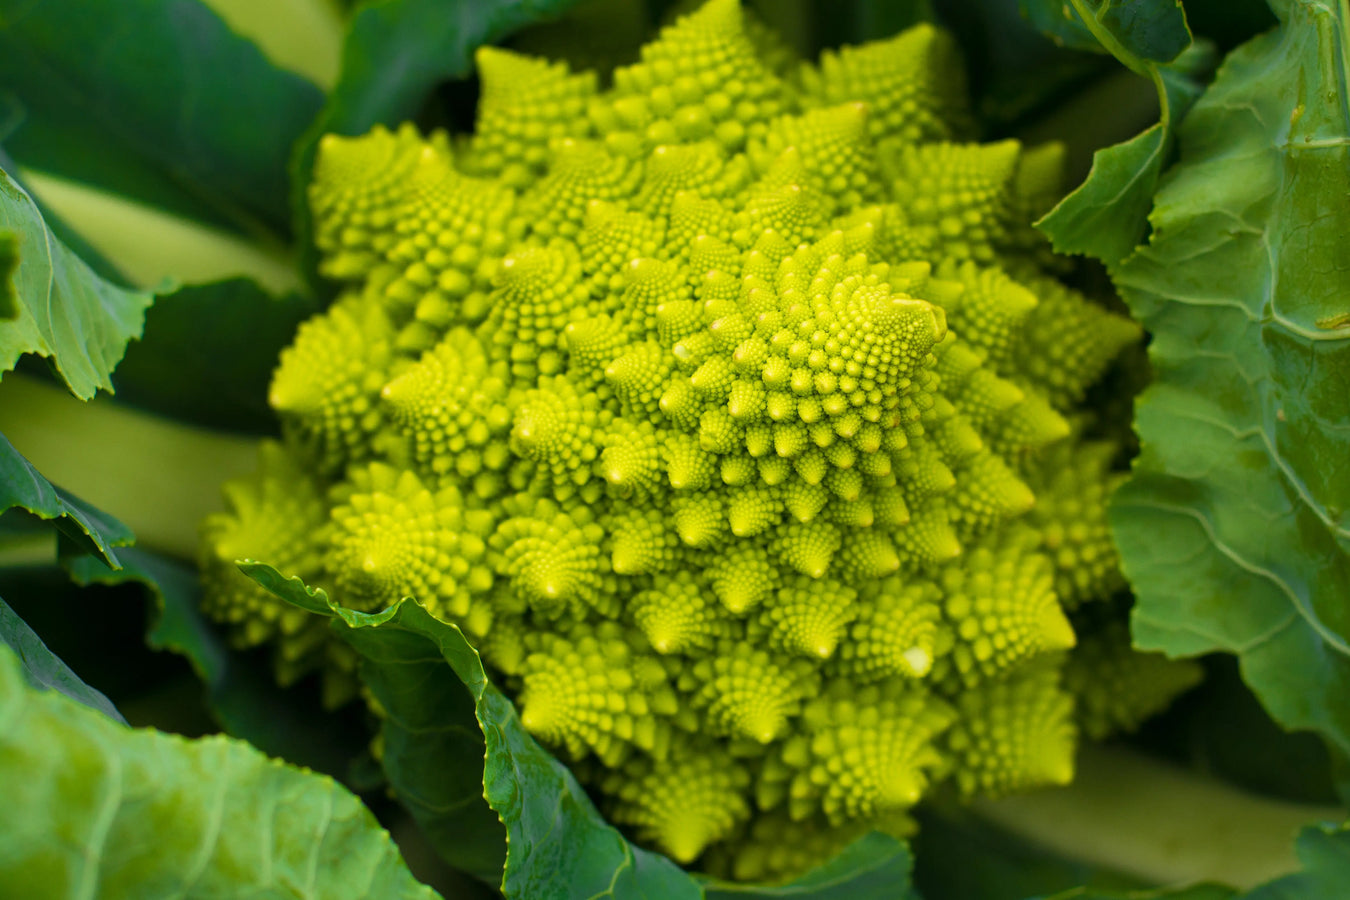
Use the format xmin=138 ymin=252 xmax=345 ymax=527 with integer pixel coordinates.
xmin=199 ymin=0 xmax=1165 ymax=881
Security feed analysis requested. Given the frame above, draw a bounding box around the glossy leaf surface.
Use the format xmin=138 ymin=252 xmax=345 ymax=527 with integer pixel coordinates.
xmin=0 ymin=432 xmax=133 ymax=566
xmin=0 ymin=0 xmax=324 ymax=237
xmin=0 ymin=594 xmax=125 ymax=723
xmin=240 ymin=561 xmax=702 ymax=899
xmin=0 ymin=167 xmax=153 ymax=398
xmin=0 ymin=641 xmax=437 ymax=899
xmin=1108 ymin=0 xmax=1350 ymax=765
xmin=1031 ymin=0 xmax=1205 ymax=266
xmin=64 ymin=546 xmax=367 ymax=779
xmin=112 ymin=278 xmax=316 ymax=433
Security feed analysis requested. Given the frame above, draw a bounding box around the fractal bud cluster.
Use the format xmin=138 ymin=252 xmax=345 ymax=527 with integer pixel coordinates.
xmin=200 ymin=0 xmax=1201 ymax=881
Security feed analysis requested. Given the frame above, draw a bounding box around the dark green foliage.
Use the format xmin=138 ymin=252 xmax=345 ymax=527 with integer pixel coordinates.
xmin=0 ymin=433 xmax=133 ymax=565
xmin=112 ymin=278 xmax=318 ymax=433
xmin=0 ymin=595 xmax=125 ymax=722
xmin=0 ymin=0 xmax=323 ymax=238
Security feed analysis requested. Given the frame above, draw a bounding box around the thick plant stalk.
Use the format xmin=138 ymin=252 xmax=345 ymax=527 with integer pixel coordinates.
xmin=199 ymin=0 xmax=343 ymax=88
xmin=971 ymin=744 xmax=1346 ymax=889
xmin=17 ymin=171 xmax=301 ymax=295
xmin=0 ymin=375 xmax=260 ymax=560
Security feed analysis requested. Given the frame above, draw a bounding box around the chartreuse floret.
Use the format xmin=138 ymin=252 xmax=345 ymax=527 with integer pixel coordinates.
xmin=704 ymin=806 xmax=914 ymax=884
xmin=934 ymin=526 xmax=1076 ymax=688
xmin=198 ymin=441 xmax=358 ymax=708
xmin=459 ymin=47 xmax=597 ymax=188
xmin=945 ymin=659 xmax=1077 ymax=798
xmin=1024 ymin=437 xmax=1128 ymax=608
xmin=835 ymin=576 xmax=942 ymax=680
xmin=201 ymin=0 xmax=1167 ymax=881
xmin=760 ymin=680 xmax=953 ymax=824
xmin=604 ymin=734 xmax=752 ymax=864
xmin=269 ymin=295 xmax=397 ymax=474
xmin=802 ymin=24 xmax=972 ymax=144
xmin=309 ymin=123 xmax=430 ymax=280
xmin=326 ymin=464 xmax=496 ymax=635
xmin=517 ymin=621 xmax=677 ymax=764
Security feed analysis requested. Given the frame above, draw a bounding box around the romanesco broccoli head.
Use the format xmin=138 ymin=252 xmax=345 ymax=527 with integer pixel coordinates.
xmin=200 ymin=0 xmax=1198 ymax=881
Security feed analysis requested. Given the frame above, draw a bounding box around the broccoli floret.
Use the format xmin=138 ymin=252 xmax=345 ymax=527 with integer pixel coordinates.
xmin=200 ymin=0 xmax=1154 ymax=879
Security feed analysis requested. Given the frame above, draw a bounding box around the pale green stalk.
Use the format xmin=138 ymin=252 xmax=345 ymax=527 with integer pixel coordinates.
xmin=0 ymin=374 xmax=261 ymax=560
xmin=972 ymin=744 xmax=1346 ymax=890
xmin=200 ymin=0 xmax=344 ymax=88
xmin=0 ymin=531 xmax=56 ymax=568
xmin=19 ymin=170 xmax=301 ymax=295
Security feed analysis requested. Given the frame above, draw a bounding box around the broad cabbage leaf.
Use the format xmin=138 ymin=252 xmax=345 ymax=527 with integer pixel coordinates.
xmin=1107 ymin=0 xmax=1350 ymax=765
xmin=0 ymin=167 xmax=153 ymax=399
xmin=0 ymin=640 xmax=437 ymax=899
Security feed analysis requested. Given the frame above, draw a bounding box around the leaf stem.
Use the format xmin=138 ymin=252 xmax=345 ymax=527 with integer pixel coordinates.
xmin=1065 ymin=0 xmax=1149 ymax=76
xmin=0 ymin=374 xmax=261 ymax=560
xmin=969 ymin=744 xmax=1345 ymax=890
xmin=18 ymin=170 xmax=302 ymax=296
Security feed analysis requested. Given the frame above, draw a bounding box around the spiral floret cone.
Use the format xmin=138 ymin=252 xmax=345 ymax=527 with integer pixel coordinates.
xmin=603 ymin=735 xmax=752 ymax=863
xmin=1024 ymin=437 xmax=1129 ymax=608
xmin=197 ymin=0 xmax=1167 ymax=882
xmin=198 ymin=441 xmax=359 ymax=706
xmin=310 ymin=124 xmax=431 ymax=278
xmin=269 ymin=296 xmax=396 ymax=473
xmin=945 ymin=660 xmax=1077 ymax=798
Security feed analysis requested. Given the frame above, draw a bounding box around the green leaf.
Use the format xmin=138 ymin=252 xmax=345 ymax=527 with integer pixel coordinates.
xmin=111 ymin=278 xmax=317 ymax=433
xmin=1021 ymin=0 xmax=1191 ymax=64
xmin=1028 ymin=0 xmax=1215 ymax=270
xmin=290 ymin=0 xmax=583 ymax=287
xmin=1035 ymin=51 xmax=1211 ymax=265
xmin=0 ymin=373 xmax=261 ymax=559
xmin=1108 ymin=0 xmax=1350 ymax=771
xmin=1024 ymin=0 xmax=1200 ymax=264
xmin=1142 ymin=656 xmax=1338 ymax=805
xmin=1183 ymin=0 xmax=1277 ymax=51
xmin=0 ymin=143 xmax=126 ymax=283
xmin=1020 ymin=0 xmax=1101 ymax=53
xmin=0 ymin=641 xmax=438 ymax=899
xmin=1244 ymin=823 xmax=1350 ymax=899
xmin=1037 ymin=121 xmax=1168 ymax=263
xmin=240 ymin=561 xmax=704 ymax=899
xmin=314 ymin=0 xmax=583 ymax=139
xmin=0 ymin=228 xmax=15 ymax=318
xmin=18 ymin=168 xmax=304 ymax=295
xmin=0 ymin=432 xmax=133 ymax=567
xmin=0 ymin=595 xmax=125 ymax=723
xmin=322 ymin=614 xmax=507 ymax=886
xmin=701 ymin=832 xmax=919 ymax=899
xmin=0 ymin=0 xmax=325 ymax=239
xmin=63 ymin=546 xmax=369 ymax=779
xmin=0 ymin=166 xmax=154 ymax=398
xmin=1091 ymin=0 xmax=1191 ymax=64
xmin=194 ymin=0 xmax=343 ymax=88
